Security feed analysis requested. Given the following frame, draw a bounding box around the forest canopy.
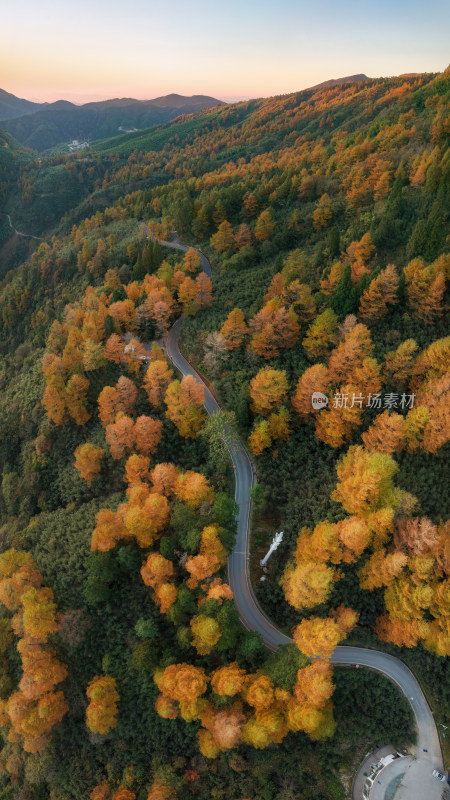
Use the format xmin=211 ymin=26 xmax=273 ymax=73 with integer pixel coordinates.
xmin=0 ymin=68 xmax=447 ymax=799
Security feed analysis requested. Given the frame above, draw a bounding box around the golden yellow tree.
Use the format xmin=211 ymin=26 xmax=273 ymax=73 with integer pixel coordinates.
xmin=86 ymin=675 xmax=119 ymax=734
xmin=74 ymin=443 xmax=104 ymax=485
xmin=249 ymin=368 xmax=288 ymax=416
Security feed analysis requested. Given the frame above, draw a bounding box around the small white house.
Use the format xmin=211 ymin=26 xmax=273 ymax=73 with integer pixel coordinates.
xmin=68 ymin=139 xmax=90 ymax=152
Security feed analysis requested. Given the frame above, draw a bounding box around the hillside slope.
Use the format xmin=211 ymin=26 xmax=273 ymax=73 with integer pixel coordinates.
xmin=0 ymin=127 xmax=33 ymax=252
xmin=2 ymin=93 xmax=224 ymax=151
xmin=0 ymin=67 xmax=447 ymax=799
xmin=0 ymin=87 xmax=44 ymax=121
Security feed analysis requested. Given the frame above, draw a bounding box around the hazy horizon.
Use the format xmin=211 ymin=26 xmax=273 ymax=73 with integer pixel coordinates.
xmin=2 ymin=0 xmax=449 ymax=104
xmin=4 ymin=88 xmax=255 ymax=105
xmin=3 ymin=68 xmax=448 ymax=107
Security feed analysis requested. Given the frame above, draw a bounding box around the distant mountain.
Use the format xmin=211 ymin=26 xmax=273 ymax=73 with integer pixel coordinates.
xmin=0 ymin=88 xmax=44 ymax=121
xmin=1 ymin=93 xmax=224 ymax=151
xmin=145 ymin=93 xmax=225 ymax=109
xmin=305 ymin=74 xmax=369 ymax=91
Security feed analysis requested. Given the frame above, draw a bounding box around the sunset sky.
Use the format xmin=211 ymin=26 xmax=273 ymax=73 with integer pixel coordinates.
xmin=2 ymin=0 xmax=449 ymax=103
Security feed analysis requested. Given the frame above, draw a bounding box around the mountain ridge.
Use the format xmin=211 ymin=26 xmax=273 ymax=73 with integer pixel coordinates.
xmin=0 ymin=92 xmax=224 ymax=151
xmin=304 ymin=73 xmax=369 ymax=90
xmin=0 ymin=87 xmax=44 ymax=121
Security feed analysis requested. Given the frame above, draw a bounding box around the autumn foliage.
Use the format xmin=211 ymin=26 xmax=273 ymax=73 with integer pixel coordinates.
xmin=361 ymin=411 xmax=406 ymax=454
xmin=147 ymin=779 xmax=176 ymax=800
xmin=86 ymin=675 xmax=119 ymax=734
xmin=165 ymin=375 xmax=205 ymax=438
xmin=220 ymin=309 xmax=248 ymax=350
xmin=41 ymin=250 xmax=212 ymax=434
xmin=0 ymin=550 xmax=68 ymax=753
xmin=141 ymin=552 xmax=177 ymax=613
xmin=249 ymin=368 xmax=288 ymax=416
xmin=248 ymin=301 xmax=300 ymax=359
xmin=361 ymin=517 xmax=450 ymax=656
xmin=74 ymin=442 xmax=104 ymax=485
xmin=91 ymin=485 xmax=170 ymax=551
xmin=185 ymin=524 xmax=226 ymax=588
xmin=31 ymin=81 xmax=450 ymax=786
xmin=404 ymin=254 xmax=447 ymax=321
xmin=293 ymin=607 xmax=359 ymax=660
xmin=154 ymin=628 xmax=343 ymax=755
xmin=358 ymin=264 xmax=399 ymax=321
xmin=332 ymin=446 xmax=403 ymax=537
xmin=144 ymin=358 xmax=173 ymax=408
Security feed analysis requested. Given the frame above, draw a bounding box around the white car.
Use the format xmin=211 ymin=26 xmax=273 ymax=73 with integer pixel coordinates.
xmin=432 ymin=769 xmax=446 ymax=782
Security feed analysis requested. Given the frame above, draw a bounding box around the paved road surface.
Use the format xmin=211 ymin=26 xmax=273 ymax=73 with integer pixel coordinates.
xmin=370 ymin=756 xmax=446 ymax=800
xmin=145 ymin=227 xmax=445 ymax=798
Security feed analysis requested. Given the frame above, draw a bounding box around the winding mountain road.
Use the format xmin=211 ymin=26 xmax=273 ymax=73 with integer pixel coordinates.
xmin=146 ymin=228 xmax=444 ymax=796
xmin=3 ymin=212 xmax=42 ymax=240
